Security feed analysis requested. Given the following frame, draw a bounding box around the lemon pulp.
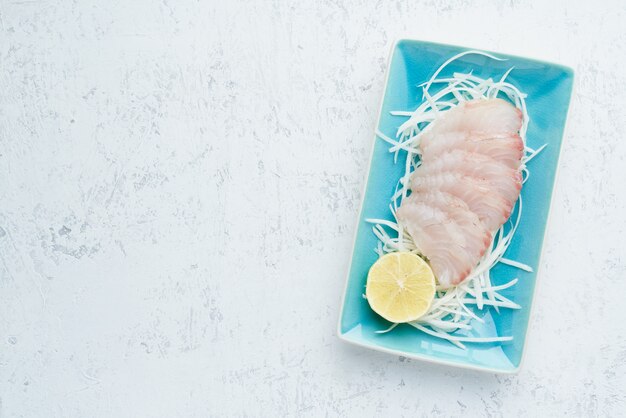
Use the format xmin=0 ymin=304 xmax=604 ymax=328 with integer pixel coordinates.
xmin=366 ymin=252 xmax=436 ymax=323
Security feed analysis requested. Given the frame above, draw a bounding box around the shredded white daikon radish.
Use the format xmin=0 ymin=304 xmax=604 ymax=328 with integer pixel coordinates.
xmin=366 ymin=51 xmax=546 ymax=347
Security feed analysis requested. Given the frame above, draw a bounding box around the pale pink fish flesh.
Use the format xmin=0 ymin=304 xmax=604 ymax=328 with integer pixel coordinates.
xmin=411 ymin=171 xmax=514 ymax=232
xmin=419 ymin=98 xmax=522 ymax=143
xmin=397 ymin=206 xmax=474 ymax=286
xmin=415 ymin=149 xmax=523 ymax=203
xmin=420 ymin=132 xmax=524 ymax=170
xmin=396 ymin=98 xmax=523 ymax=287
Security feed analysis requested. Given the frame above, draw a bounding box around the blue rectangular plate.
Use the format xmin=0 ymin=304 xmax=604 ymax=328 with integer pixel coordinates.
xmin=338 ymin=39 xmax=574 ymax=373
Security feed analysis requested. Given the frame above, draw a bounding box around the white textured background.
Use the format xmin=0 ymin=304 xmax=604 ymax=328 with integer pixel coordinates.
xmin=1 ymin=1 xmax=625 ymax=416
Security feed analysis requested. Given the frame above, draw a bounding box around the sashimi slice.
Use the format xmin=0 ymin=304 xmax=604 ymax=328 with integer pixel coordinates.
xmin=420 ymin=98 xmax=522 ymax=144
xmin=397 ymin=192 xmax=491 ymax=287
xmin=415 ymin=150 xmax=522 ymax=203
xmin=410 ymin=171 xmax=514 ymax=232
xmin=410 ymin=191 xmax=491 ymax=258
xmin=420 ymin=132 xmax=524 ymax=170
xmin=397 ymin=202 xmax=474 ymax=287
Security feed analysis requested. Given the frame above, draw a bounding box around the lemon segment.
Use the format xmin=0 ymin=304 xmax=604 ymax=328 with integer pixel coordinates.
xmin=365 ymin=252 xmax=436 ymax=323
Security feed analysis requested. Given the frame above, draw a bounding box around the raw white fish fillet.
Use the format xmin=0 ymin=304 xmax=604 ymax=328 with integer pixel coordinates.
xmin=420 ymin=132 xmax=524 ymax=169
xmin=396 ymin=98 xmax=523 ymax=287
xmin=415 ymin=150 xmax=523 ymax=203
xmin=419 ymin=98 xmax=522 ymax=141
xmin=411 ymin=172 xmax=514 ymax=232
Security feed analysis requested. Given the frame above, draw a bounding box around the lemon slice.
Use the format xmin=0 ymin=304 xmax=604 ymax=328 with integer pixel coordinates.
xmin=366 ymin=252 xmax=436 ymax=323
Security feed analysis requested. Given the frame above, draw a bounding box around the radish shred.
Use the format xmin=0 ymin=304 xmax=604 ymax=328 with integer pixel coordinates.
xmin=366 ymin=51 xmax=546 ymax=348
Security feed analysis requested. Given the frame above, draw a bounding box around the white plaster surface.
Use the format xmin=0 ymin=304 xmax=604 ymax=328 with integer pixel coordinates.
xmin=1 ymin=1 xmax=625 ymax=416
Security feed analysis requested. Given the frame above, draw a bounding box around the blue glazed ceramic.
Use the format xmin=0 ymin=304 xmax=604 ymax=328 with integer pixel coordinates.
xmin=338 ymin=39 xmax=574 ymax=373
